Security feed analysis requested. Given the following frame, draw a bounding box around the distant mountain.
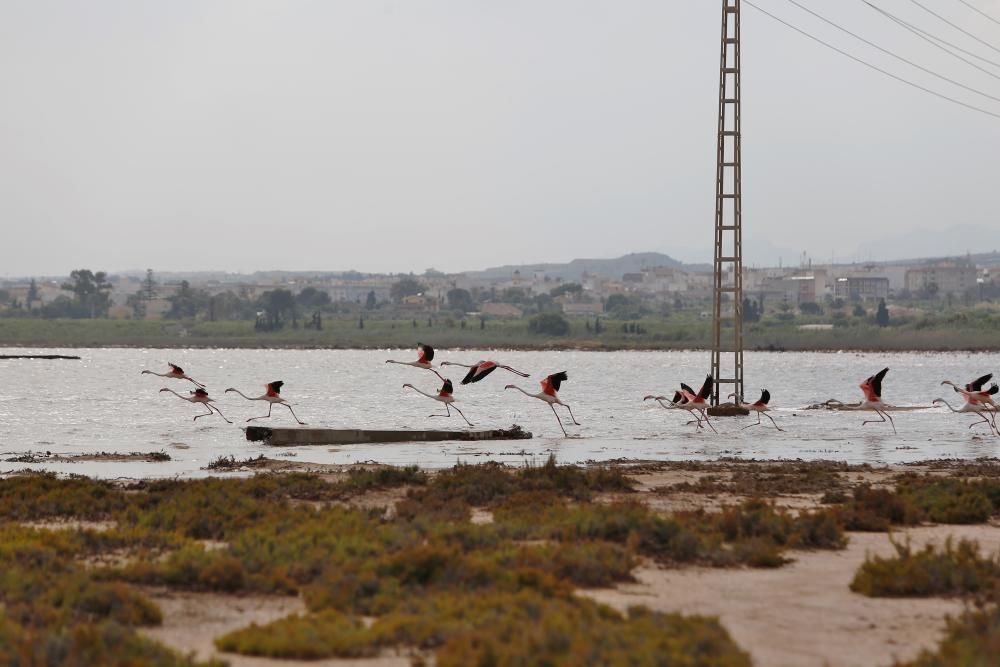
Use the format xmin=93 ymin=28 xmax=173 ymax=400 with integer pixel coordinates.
xmin=467 ymin=252 xmax=704 ymax=282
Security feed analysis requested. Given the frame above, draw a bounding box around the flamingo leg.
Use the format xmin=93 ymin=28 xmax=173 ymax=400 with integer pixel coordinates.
xmin=967 ymin=415 xmax=991 ymax=431
xmin=863 ymin=409 xmax=896 ymax=434
xmin=549 ymin=403 xmax=568 ymax=437
xmin=561 ymin=403 xmax=581 ymax=425
xmin=212 ymin=404 xmax=233 ymax=424
xmin=284 ymin=403 xmax=307 ymax=425
xmin=185 ymin=377 xmax=206 ymax=389
xmin=742 ymin=412 xmax=762 ymax=430
xmin=451 ymin=404 xmax=474 ymax=426
xmin=428 ymin=403 xmax=451 ymax=419
xmin=193 ymin=405 xmax=215 ymax=421
xmin=430 ymin=368 xmax=446 ymax=382
xmin=697 ymin=409 xmax=717 ymax=434
xmin=247 ymin=403 xmax=274 ymax=422
xmin=763 ymin=412 xmax=784 ymax=431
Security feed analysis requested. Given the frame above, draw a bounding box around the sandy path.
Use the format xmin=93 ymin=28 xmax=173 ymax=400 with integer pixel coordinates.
xmin=139 ymin=589 xmax=411 ymax=667
xmin=582 ymin=524 xmax=1000 ymax=667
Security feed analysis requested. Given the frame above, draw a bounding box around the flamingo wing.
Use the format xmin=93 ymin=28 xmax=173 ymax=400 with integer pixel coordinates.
xmin=193 ymin=388 xmax=209 ymax=398
xmin=697 ymin=375 xmax=714 ymax=400
xmin=968 ymin=373 xmax=993 ymax=391
xmin=461 ymin=363 xmax=497 ymax=385
xmin=439 ymin=379 xmax=454 ymax=396
xmin=759 ymin=389 xmax=771 ymax=405
xmin=168 ymin=363 xmax=184 ymax=374
xmin=863 ymin=367 xmax=890 ymax=399
xmin=671 ymin=390 xmax=683 ymax=404
xmin=547 ymin=371 xmax=568 ymax=392
xmin=267 ymin=381 xmax=284 ymax=397
xmin=417 ymin=343 xmax=435 ymax=364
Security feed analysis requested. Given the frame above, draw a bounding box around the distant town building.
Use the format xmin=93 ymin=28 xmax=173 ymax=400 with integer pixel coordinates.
xmin=480 ymin=302 xmax=524 ymax=318
xmin=834 ymin=277 xmax=889 ymax=301
xmin=561 ymin=302 xmax=604 ymax=316
xmin=905 ymin=261 xmax=977 ymax=297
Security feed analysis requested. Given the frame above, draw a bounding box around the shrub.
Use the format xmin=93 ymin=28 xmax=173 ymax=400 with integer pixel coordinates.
xmin=850 ymin=537 xmax=1000 ymax=598
xmin=897 ymin=477 xmax=994 ymax=524
xmin=528 ymin=312 xmax=570 ymax=336
xmin=836 ymin=485 xmax=923 ymax=531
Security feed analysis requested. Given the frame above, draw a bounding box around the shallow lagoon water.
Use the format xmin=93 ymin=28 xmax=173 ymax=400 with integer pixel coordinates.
xmin=1 ymin=347 xmax=999 ymax=478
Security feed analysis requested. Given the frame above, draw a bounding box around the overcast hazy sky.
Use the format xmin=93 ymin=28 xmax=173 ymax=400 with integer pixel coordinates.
xmin=2 ymin=0 xmax=999 ymax=277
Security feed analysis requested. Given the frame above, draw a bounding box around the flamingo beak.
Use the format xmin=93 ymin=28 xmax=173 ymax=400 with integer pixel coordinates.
xmin=504 ymin=385 xmax=514 ymax=390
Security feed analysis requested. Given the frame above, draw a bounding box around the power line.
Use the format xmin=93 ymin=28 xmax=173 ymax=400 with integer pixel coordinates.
xmin=906 ymin=0 xmax=1000 ymax=55
xmin=865 ymin=2 xmax=1000 ymax=69
xmin=780 ymin=0 xmax=1000 ymax=102
xmin=743 ymin=0 xmax=1000 ymax=120
xmin=954 ymin=0 xmax=1000 ymax=28
xmin=864 ymin=1 xmax=1000 ymax=83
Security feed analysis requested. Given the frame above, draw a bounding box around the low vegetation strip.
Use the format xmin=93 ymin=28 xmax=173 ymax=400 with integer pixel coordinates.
xmin=0 ymin=458 xmax=847 ymax=664
xmin=4 ymin=315 xmax=1000 ymax=351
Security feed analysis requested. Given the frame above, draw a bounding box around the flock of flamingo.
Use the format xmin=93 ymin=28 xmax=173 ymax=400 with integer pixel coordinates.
xmin=142 ymin=345 xmax=1000 ymax=437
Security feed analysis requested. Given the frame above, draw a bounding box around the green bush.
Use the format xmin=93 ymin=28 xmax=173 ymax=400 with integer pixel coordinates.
xmin=850 ymin=538 xmax=1000 ymax=598
xmin=528 ymin=312 xmax=570 ymax=336
xmin=898 ymin=478 xmax=994 ymax=524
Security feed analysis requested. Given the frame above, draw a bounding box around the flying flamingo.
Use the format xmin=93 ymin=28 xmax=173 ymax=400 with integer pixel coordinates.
xmin=941 ymin=374 xmax=999 ymax=410
xmin=159 ymin=387 xmax=231 ymax=423
xmin=505 ymin=371 xmax=580 ymax=437
xmin=857 ymin=367 xmax=896 ymax=434
xmin=402 ymin=379 xmax=473 ymax=426
xmin=729 ymin=389 xmax=783 ymax=431
xmin=386 ymin=343 xmax=444 ymax=381
xmin=439 ymin=360 xmax=530 ymax=384
xmin=643 ymin=391 xmax=705 ymax=427
xmin=932 ymin=398 xmax=998 ymax=435
xmin=679 ymin=375 xmax=717 ymax=433
xmin=225 ymin=381 xmax=307 ymax=425
xmin=939 ymin=373 xmax=998 ymax=433
xmin=141 ymin=363 xmax=206 ymax=388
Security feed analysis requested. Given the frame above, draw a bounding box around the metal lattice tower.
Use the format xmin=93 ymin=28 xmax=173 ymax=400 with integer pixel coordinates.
xmin=710 ymin=0 xmax=744 ymax=406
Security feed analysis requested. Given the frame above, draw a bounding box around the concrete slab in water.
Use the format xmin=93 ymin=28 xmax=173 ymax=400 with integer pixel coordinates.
xmin=244 ymin=425 xmax=532 ymax=446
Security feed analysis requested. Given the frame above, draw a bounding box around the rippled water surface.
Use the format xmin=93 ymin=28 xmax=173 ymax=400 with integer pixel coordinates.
xmin=1 ymin=347 xmax=999 ymax=478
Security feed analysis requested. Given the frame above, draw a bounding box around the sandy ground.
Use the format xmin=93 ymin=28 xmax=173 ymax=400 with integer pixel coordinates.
xmin=584 ymin=524 xmax=1000 ymax=667
xmin=140 ymin=588 xmax=413 ymax=667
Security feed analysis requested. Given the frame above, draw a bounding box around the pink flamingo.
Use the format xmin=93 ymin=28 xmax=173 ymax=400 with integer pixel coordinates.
xmin=858 ymin=367 xmax=896 ymax=434
xmin=439 ymin=360 xmax=530 ymax=384
xmin=386 ymin=343 xmax=445 ymax=381
xmin=729 ymin=389 xmax=783 ymax=431
xmin=679 ymin=375 xmax=717 ymax=433
xmin=505 ymin=371 xmax=580 ymax=437
xmin=142 ymin=363 xmax=206 ymax=388
xmin=643 ymin=391 xmax=705 ymax=427
xmin=159 ymin=387 xmax=231 ymax=423
xmin=225 ymin=381 xmax=307 ymax=425
xmin=402 ymin=378 xmax=473 ymax=426
xmin=933 ymin=398 xmax=998 ymax=435
xmin=939 ymin=373 xmax=998 ymax=433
